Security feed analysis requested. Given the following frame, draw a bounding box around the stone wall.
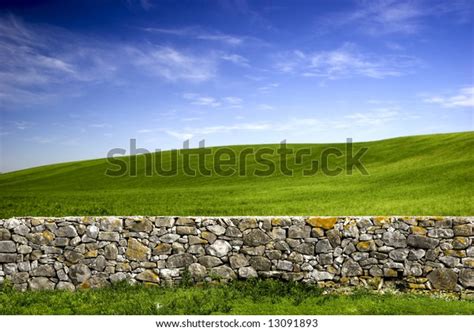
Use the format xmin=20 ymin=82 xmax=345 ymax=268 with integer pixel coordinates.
xmin=0 ymin=216 xmax=472 ymax=292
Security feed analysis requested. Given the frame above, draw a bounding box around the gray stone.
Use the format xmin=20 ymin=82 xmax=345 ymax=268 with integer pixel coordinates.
xmin=309 ymin=270 xmax=334 ymax=281
xmin=64 ymin=250 xmax=84 ymax=263
xmin=99 ymin=217 xmax=123 ymax=232
xmin=69 ymin=264 xmax=91 ymax=284
xmin=238 ymin=218 xmax=257 ymax=231
xmin=369 ymin=265 xmax=383 ymax=277
xmin=407 ymin=235 xmax=439 ymax=249
xmin=52 ymin=237 xmax=69 ymax=246
xmin=382 ymin=232 xmax=407 ymax=248
xmin=271 ymin=228 xmax=286 ymax=240
xmin=428 ymin=228 xmax=454 ymax=238
xmin=18 ymin=261 xmax=31 ymax=272
xmin=225 ymin=226 xmax=242 ymax=237
xmin=159 ymin=233 xmax=181 ymax=243
xmin=249 ymin=256 xmax=271 ymax=271
xmin=28 ymin=277 xmax=55 ymax=291
xmin=243 ymin=229 xmax=271 ymax=246
xmin=341 ymin=259 xmax=363 ymax=277
xmin=136 ymin=270 xmax=160 ymax=283
xmin=439 ymin=256 xmax=460 ymax=268
xmin=55 ymin=225 xmax=78 ymax=238
xmin=56 ymin=282 xmax=76 ymax=291
xmin=188 ymin=263 xmax=207 ymax=280
xmin=198 ymin=256 xmax=223 ymax=268
xmin=389 ymin=248 xmax=409 ymax=262
xmin=239 ymin=266 xmax=258 ymax=278
xmin=4 ymin=218 xmax=21 ymax=230
xmin=319 ymin=253 xmax=333 ymax=265
xmin=427 ymin=268 xmax=458 ymax=290
xmin=405 ymin=261 xmax=423 ymax=276
xmin=459 ymin=269 xmax=474 ymax=288
xmin=210 ymin=265 xmax=236 ymax=280
xmin=276 ymin=260 xmax=293 ymax=271
xmin=155 ymin=217 xmax=175 ymax=227
xmin=93 ymin=255 xmax=107 ymax=271
xmin=288 ymin=225 xmax=311 ymax=239
xmin=31 ymin=265 xmax=56 ymax=277
xmin=125 ymin=219 xmax=153 ymax=233
xmin=176 ymin=226 xmax=197 ymax=235
xmin=453 ymin=224 xmax=473 ymax=236
xmin=167 ymin=253 xmax=194 ymax=268
xmin=315 ymin=239 xmax=332 ymax=253
xmin=208 ymin=239 xmax=232 ymax=257
xmin=0 ymin=240 xmax=16 ymax=253
xmin=176 ymin=217 xmax=195 ymax=226
xmin=0 ymin=253 xmax=16 ymax=263
xmin=160 ymin=268 xmax=180 ymax=279
xmin=0 ymin=228 xmax=11 ymax=240
xmin=12 ymin=272 xmax=30 ymax=284
xmin=326 ymin=229 xmax=341 ymax=247
xmin=207 ymin=225 xmax=226 ymax=235
xmin=110 ymin=272 xmax=128 ymax=283
xmin=86 ymin=225 xmax=99 ymax=239
xmin=229 ymin=254 xmax=249 ymax=269
xmin=188 ymin=245 xmax=205 ymax=255
xmin=98 ymin=232 xmax=119 ymax=242
xmin=104 ymin=244 xmax=118 ymax=260
xmin=408 ymin=249 xmax=425 ymax=260
xmin=14 ymin=224 xmax=30 ymax=236
xmin=294 ymin=243 xmax=314 ymax=255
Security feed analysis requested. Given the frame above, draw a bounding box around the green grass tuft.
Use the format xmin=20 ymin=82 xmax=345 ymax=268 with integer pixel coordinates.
xmin=1 ymin=280 xmax=472 ymax=315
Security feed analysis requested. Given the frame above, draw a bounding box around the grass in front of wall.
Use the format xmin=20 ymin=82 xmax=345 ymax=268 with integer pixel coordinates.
xmin=0 ymin=280 xmax=473 ymax=315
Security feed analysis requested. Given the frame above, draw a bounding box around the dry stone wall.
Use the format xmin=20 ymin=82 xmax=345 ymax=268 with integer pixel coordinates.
xmin=0 ymin=216 xmax=473 ymax=292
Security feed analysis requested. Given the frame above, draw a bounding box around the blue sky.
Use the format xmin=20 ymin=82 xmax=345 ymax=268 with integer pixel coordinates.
xmin=0 ymin=0 xmax=473 ymax=172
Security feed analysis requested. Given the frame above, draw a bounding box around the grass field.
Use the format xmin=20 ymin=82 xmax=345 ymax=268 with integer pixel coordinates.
xmin=0 ymin=131 xmax=473 ymax=217
xmin=1 ymin=280 xmax=473 ymax=315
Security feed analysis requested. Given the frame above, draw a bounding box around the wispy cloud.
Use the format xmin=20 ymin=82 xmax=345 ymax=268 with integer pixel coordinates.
xmin=275 ymin=43 xmax=418 ymax=79
xmin=257 ymin=104 xmax=274 ymax=111
xmin=321 ymin=0 xmax=473 ymax=36
xmin=182 ymin=93 xmax=244 ymax=108
xmin=144 ymin=26 xmax=244 ymax=46
xmin=257 ymin=83 xmax=279 ymax=93
xmin=0 ymin=15 xmax=118 ymax=106
xmin=344 ymin=107 xmax=399 ymax=126
xmin=0 ymin=15 xmax=227 ymax=107
xmin=221 ymin=53 xmax=250 ymax=67
xmin=127 ymin=46 xmax=217 ymax=82
xmin=423 ymin=87 xmax=474 ymax=108
xmin=182 ymin=93 xmax=221 ymax=107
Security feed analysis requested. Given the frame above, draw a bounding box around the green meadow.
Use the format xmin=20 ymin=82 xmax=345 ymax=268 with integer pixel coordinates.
xmin=0 ymin=131 xmax=473 ymax=217
xmin=1 ymin=280 xmax=473 ymax=315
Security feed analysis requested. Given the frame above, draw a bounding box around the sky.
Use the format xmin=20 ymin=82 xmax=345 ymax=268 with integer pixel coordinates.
xmin=0 ymin=0 xmax=473 ymax=172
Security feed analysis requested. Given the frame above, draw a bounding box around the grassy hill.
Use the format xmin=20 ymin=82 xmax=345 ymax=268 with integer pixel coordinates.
xmin=0 ymin=131 xmax=473 ymax=217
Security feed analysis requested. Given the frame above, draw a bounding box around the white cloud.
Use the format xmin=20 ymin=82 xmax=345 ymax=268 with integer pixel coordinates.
xmin=344 ymin=108 xmax=399 ymax=126
xmin=324 ymin=0 xmax=473 ymax=36
xmin=257 ymin=104 xmax=274 ymax=111
xmin=223 ymin=96 xmax=243 ymax=108
xmin=129 ymin=46 xmax=216 ymax=83
xmin=182 ymin=94 xmax=244 ymax=108
xmin=182 ymin=93 xmax=221 ymax=107
xmin=258 ymin=83 xmax=279 ymax=93
xmin=144 ymin=26 xmax=244 ymax=46
xmin=0 ymin=16 xmax=223 ymax=107
xmin=275 ymin=43 xmax=418 ymax=79
xmin=423 ymin=87 xmax=474 ymax=108
xmin=221 ymin=53 xmax=250 ymax=67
